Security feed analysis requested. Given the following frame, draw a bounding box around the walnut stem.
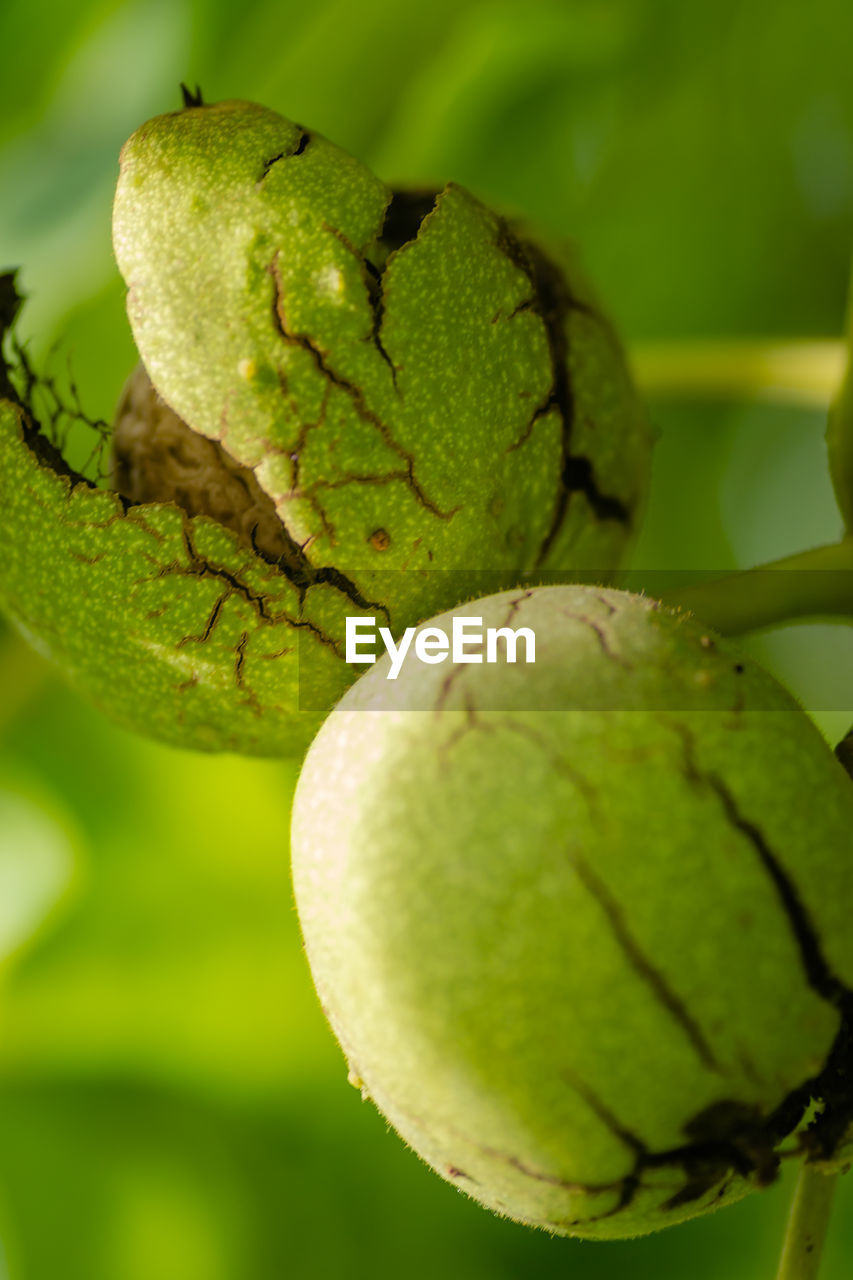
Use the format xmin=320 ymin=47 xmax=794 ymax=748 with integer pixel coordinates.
xmin=774 ymin=1163 xmax=839 ymax=1280
xmin=655 ymin=539 xmax=853 ymax=635
xmin=631 ymin=339 xmax=844 ymax=408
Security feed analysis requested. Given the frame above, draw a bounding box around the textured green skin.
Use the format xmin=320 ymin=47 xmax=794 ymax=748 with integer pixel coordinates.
xmin=0 ymin=400 xmax=360 ymax=753
xmin=0 ymin=100 xmax=650 ymax=755
xmin=291 ymin=585 xmax=853 ymax=1237
xmin=113 ymin=101 xmax=649 ymax=594
xmin=108 ymin=101 xmax=650 ymax=725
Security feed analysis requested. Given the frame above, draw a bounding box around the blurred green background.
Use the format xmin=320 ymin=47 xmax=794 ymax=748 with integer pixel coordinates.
xmin=2 ymin=0 xmax=853 ymax=1275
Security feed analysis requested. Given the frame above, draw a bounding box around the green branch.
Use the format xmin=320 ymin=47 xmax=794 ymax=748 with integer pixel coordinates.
xmin=630 ymin=339 xmax=844 ymax=408
xmin=775 ymin=1164 xmax=838 ymax=1280
xmin=827 ymin=252 xmax=853 ymax=533
xmin=657 ymin=541 xmax=853 ymax=636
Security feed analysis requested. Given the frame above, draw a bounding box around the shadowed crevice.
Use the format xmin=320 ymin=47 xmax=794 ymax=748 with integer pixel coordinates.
xmin=267 ymin=250 xmax=457 ymax=523
xmin=322 ymin=222 xmax=399 ymax=387
xmin=380 ymin=188 xmax=442 ymax=252
xmin=492 ymin=224 xmax=630 ymax=565
xmin=563 ymin=455 xmax=630 ymax=523
xmin=259 ymin=130 xmax=312 ymax=182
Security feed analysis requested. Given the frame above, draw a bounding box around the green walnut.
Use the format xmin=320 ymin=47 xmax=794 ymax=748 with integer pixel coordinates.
xmin=0 ymin=95 xmax=650 ymax=756
xmin=291 ymin=584 xmax=853 ymax=1238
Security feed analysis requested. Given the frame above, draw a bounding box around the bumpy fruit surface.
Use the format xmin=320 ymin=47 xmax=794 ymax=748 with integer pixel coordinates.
xmin=0 ymin=96 xmax=652 ymax=756
xmin=291 ymin=585 xmax=853 ymax=1238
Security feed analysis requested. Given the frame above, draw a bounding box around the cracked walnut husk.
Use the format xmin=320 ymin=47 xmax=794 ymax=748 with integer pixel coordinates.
xmin=291 ymin=585 xmax=853 ymax=1237
xmin=0 ymin=97 xmax=651 ymax=755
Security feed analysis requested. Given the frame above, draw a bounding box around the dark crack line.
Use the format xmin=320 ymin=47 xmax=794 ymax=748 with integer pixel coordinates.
xmin=365 ymin=259 xmax=397 ymax=389
xmin=69 ymin=548 xmax=105 ymax=565
xmin=259 ymin=644 xmax=295 ymax=659
xmin=259 ymin=130 xmax=310 ymax=182
xmin=493 ymin=222 xmax=630 ymax=565
xmin=294 ymin=466 xmax=421 ymax=559
xmin=545 ymin=1087 xmax=805 ymax=1224
xmin=158 ymin=526 xmax=348 ymax=658
xmin=494 ymin=717 xmax=598 ymax=809
xmin=673 ymin=722 xmax=848 ymax=1008
xmin=709 ymin=777 xmax=843 ymax=1003
xmin=575 ymin=613 xmax=629 ymax=667
xmin=15 ymin=363 xmax=97 ymax=491
xmin=504 ymin=1154 xmax=608 ymax=1192
xmin=496 ymin=590 xmax=534 ymax=630
xmin=567 ymin=847 xmax=720 ymax=1071
xmin=669 ymin=719 xmax=853 ymax=1167
xmin=310 ymin=565 xmax=391 ymax=626
xmin=212 ymin=388 xmax=393 ymax=624
xmin=267 ymin=252 xmax=456 ymax=522
xmin=403 ymin=1103 xmax=619 ymax=1196
xmin=3 ymin=308 xmax=391 ymax=649
xmin=507 ymin=296 xmax=535 ymax=320
xmin=180 ymin=527 xmax=271 ymax=621
xmin=177 ymin=592 xmax=227 ymax=646
xmin=440 ymin=692 xmax=494 ymax=755
xmin=835 ymin=730 xmax=853 ymax=778
xmin=197 ymin=494 xmax=391 ymax=632
xmin=322 ymin=221 xmax=399 ymax=389
xmin=505 ymin=401 xmax=554 ymax=453
xmin=591 ymin=591 xmax=618 ymax=616
xmin=178 ymin=518 xmax=385 ymax=649
xmin=419 ymin=1091 xmax=751 ymax=1222
xmin=563 ymin=1071 xmax=647 ymax=1156
xmin=292 ymin=615 xmax=344 ymax=659
xmin=380 ymin=188 xmax=442 ymax=254
xmin=297 ymin=486 xmax=336 ymax=547
xmin=564 ymin=454 xmax=631 ymax=523
xmin=289 ymin=382 xmax=330 ymax=490
xmin=690 ymin=756 xmax=853 ymax=1164
xmin=393 ymin=702 xmax=853 ymax=1221
xmin=234 ymin=630 xmax=249 ymax=686
xmin=260 ymin=152 xmax=285 ymax=180
xmin=431 ymin=602 xmax=551 ymax=719
xmin=435 ymin=660 xmax=470 ymax=713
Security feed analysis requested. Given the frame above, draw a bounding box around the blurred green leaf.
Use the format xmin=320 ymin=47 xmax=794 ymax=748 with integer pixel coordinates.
xmin=3 ymin=0 xmax=853 ymax=1276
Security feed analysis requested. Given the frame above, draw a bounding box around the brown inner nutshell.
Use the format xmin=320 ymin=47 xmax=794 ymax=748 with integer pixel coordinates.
xmin=109 ymin=362 xmax=390 ymax=622
xmin=111 ymin=363 xmax=304 ymax=571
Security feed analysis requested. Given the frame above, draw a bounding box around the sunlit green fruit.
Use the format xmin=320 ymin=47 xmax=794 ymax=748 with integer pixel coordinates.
xmin=291 ymin=584 xmax=853 ymax=1238
xmin=112 ymin=98 xmax=651 ymax=598
xmin=102 ymin=96 xmax=649 ymax=750
xmin=0 ymin=90 xmax=654 ymax=756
